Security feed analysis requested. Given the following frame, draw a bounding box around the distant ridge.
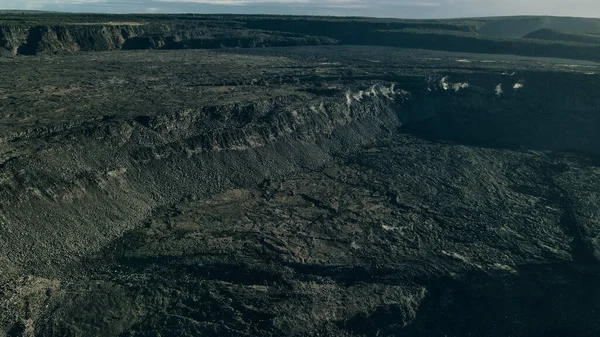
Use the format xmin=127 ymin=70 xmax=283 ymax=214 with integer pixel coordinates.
xmin=477 ymin=16 xmax=600 ymax=37
xmin=0 ymin=10 xmax=54 ymax=13
xmin=524 ymin=28 xmax=600 ymax=44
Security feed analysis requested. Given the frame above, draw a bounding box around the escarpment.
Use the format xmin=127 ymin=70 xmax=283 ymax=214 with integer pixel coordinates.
xmin=0 ymin=78 xmax=408 ymax=282
xmin=4 ymin=14 xmax=600 ymax=61
xmin=1 ymin=24 xmax=135 ymax=55
xmin=0 ymin=22 xmax=338 ymax=56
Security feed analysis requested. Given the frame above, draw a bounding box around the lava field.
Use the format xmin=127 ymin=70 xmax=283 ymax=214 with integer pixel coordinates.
xmin=1 ymin=14 xmax=600 ymax=337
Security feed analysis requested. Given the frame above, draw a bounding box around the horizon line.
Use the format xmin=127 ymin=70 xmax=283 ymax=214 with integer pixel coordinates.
xmin=1 ymin=10 xmax=600 ymax=21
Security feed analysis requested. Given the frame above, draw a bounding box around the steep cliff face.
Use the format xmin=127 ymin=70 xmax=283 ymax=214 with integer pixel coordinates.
xmin=0 ymin=26 xmax=27 ymax=56
xmin=0 ymin=85 xmax=404 ymax=283
xmin=403 ymin=71 xmax=600 ymax=154
xmin=1 ymin=25 xmax=130 ymax=55
xmin=0 ymin=23 xmax=337 ymax=56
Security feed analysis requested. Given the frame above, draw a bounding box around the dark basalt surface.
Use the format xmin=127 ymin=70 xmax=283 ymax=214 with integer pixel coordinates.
xmin=0 ymin=45 xmax=599 ymax=336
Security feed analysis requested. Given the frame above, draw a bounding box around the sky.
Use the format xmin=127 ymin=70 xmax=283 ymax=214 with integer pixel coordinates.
xmin=1 ymin=0 xmax=600 ymax=19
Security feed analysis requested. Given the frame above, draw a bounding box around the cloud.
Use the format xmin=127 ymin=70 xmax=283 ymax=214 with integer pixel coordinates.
xmin=152 ymin=0 xmax=436 ymax=11
xmin=1 ymin=0 xmax=445 ymax=16
xmin=154 ymin=0 xmax=368 ymax=9
xmin=2 ymin=0 xmax=600 ymax=18
xmin=154 ymin=0 xmax=441 ymax=8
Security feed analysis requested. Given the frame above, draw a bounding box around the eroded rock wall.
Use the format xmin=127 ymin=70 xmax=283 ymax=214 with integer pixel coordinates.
xmin=0 ymin=86 xmax=404 ymax=283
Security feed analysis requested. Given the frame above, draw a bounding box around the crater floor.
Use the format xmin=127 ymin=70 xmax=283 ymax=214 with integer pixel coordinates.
xmin=1 ymin=46 xmax=600 ymax=336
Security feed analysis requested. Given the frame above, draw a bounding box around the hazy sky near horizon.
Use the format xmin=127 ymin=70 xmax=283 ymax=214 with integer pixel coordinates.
xmin=1 ymin=0 xmax=599 ymax=19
